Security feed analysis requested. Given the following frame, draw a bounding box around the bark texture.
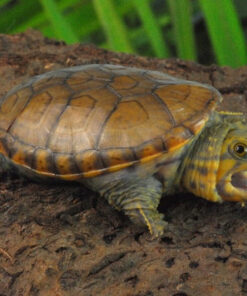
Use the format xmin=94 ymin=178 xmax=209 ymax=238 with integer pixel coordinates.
xmin=0 ymin=30 xmax=247 ymax=296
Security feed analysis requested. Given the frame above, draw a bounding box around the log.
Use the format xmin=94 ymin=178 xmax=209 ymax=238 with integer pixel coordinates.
xmin=0 ymin=29 xmax=247 ymax=296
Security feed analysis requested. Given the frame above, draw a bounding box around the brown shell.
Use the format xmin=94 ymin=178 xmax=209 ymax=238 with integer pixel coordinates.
xmin=0 ymin=64 xmax=222 ymax=179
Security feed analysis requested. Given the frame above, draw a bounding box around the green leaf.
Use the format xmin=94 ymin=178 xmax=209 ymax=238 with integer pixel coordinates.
xmin=199 ymin=0 xmax=247 ymax=67
xmin=39 ymin=0 xmax=79 ymax=44
xmin=167 ymin=0 xmax=197 ymax=60
xmin=133 ymin=0 xmax=170 ymax=58
xmin=92 ymin=0 xmax=134 ymax=53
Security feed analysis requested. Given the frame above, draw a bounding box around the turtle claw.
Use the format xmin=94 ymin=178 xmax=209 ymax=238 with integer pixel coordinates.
xmin=146 ymin=213 xmax=168 ymax=238
xmin=132 ymin=209 xmax=168 ymax=238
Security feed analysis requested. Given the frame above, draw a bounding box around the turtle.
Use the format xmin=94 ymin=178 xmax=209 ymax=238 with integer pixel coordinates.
xmin=1 ymin=63 xmax=247 ymax=237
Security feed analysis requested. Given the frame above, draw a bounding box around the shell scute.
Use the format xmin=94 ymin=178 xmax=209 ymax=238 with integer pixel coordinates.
xmin=10 ymin=84 xmax=70 ymax=149
xmin=48 ymin=94 xmax=96 ymax=154
xmin=110 ymin=75 xmax=138 ymax=90
xmin=0 ymin=87 xmax=32 ymax=130
xmin=0 ymin=64 xmax=222 ymax=178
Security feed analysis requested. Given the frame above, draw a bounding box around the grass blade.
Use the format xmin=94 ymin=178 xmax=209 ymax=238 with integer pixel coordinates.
xmin=199 ymin=0 xmax=247 ymax=67
xmin=133 ymin=0 xmax=170 ymax=58
xmin=0 ymin=1 xmax=42 ymax=33
xmin=92 ymin=0 xmax=134 ymax=53
xmin=39 ymin=0 xmax=79 ymax=44
xmin=167 ymin=0 xmax=197 ymax=60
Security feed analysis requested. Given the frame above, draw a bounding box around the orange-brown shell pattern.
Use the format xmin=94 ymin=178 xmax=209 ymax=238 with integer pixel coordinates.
xmin=0 ymin=64 xmax=222 ymax=179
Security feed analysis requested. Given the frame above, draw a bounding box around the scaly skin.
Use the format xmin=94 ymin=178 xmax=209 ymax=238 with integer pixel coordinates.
xmin=94 ymin=113 xmax=247 ymax=237
xmin=182 ymin=113 xmax=247 ymax=204
xmin=100 ymin=176 xmax=166 ymax=237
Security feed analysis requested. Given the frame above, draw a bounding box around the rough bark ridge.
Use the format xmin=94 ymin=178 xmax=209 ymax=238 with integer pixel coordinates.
xmin=0 ymin=30 xmax=247 ymax=296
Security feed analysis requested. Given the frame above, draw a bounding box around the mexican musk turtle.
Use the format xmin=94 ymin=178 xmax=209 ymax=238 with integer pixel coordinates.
xmin=0 ymin=64 xmax=247 ymax=237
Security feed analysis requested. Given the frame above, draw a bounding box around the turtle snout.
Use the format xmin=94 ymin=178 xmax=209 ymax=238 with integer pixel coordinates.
xmin=231 ymin=171 xmax=247 ymax=190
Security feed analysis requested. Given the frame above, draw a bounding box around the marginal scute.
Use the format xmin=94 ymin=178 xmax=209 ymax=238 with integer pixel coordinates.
xmin=55 ymin=153 xmax=79 ymax=175
xmin=75 ymin=150 xmax=104 ymax=174
xmin=33 ymin=148 xmax=51 ymax=173
xmin=5 ymin=137 xmax=35 ymax=168
xmin=12 ymin=148 xmax=29 ymax=166
xmin=162 ymin=126 xmax=194 ymax=151
xmin=0 ymin=64 xmax=222 ymax=177
xmin=135 ymin=138 xmax=165 ymax=159
xmin=101 ymin=148 xmax=134 ymax=167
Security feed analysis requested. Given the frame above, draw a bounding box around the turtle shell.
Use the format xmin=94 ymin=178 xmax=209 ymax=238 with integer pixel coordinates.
xmin=0 ymin=64 xmax=222 ymax=179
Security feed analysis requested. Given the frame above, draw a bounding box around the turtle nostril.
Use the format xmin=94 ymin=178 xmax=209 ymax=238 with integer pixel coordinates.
xmin=231 ymin=172 xmax=247 ymax=190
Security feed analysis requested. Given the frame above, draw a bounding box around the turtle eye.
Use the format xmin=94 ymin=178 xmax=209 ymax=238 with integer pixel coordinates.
xmin=233 ymin=143 xmax=247 ymax=157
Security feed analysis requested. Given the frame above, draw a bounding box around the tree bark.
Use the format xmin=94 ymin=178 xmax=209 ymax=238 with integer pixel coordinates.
xmin=0 ymin=29 xmax=247 ymax=296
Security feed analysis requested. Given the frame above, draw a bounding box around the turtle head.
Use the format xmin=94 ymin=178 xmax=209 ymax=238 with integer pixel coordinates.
xmin=217 ymin=126 xmax=247 ymax=202
xmin=182 ymin=114 xmax=247 ymax=203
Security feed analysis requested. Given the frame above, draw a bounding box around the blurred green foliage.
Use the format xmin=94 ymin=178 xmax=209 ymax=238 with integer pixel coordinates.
xmin=0 ymin=0 xmax=246 ymax=67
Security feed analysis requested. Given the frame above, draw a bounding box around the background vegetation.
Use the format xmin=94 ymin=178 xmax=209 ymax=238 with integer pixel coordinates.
xmin=0 ymin=0 xmax=246 ymax=67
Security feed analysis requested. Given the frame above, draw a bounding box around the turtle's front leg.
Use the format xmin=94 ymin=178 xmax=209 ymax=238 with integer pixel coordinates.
xmin=100 ymin=176 xmax=167 ymax=237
